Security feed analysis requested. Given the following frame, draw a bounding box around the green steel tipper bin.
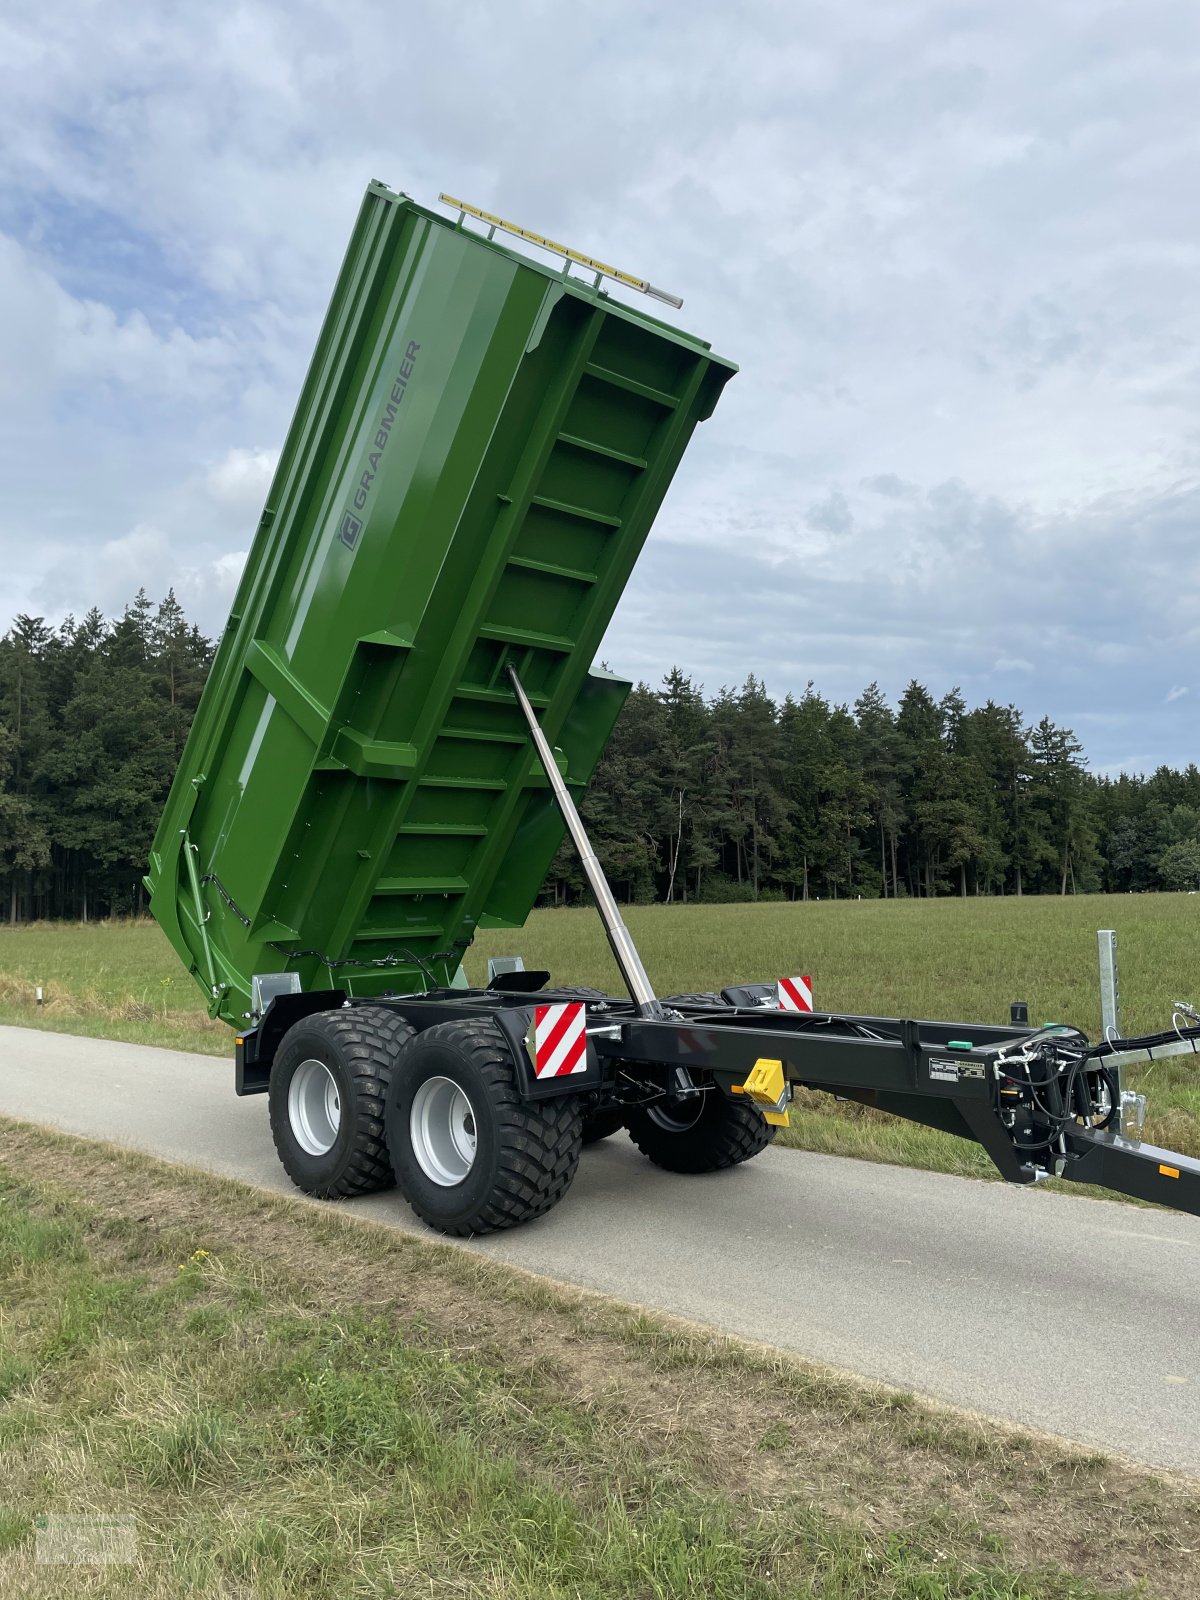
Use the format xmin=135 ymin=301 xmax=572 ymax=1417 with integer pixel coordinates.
xmin=146 ymin=183 xmax=1200 ymax=1239
xmin=146 ymin=182 xmax=736 ymax=1029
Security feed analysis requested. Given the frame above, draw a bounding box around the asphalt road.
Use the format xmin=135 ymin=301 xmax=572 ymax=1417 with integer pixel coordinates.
xmin=1 ymin=1023 xmax=1197 ymax=1476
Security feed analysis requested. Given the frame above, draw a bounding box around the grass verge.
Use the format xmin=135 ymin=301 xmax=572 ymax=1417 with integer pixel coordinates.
xmin=1 ymin=1115 xmax=1198 ymax=1598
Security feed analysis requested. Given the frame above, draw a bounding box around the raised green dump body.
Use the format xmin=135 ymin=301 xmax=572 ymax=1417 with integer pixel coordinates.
xmin=147 ymin=182 xmax=736 ymax=1027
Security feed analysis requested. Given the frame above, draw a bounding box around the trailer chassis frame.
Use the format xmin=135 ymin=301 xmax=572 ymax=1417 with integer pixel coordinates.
xmin=237 ymin=983 xmax=1200 ymax=1219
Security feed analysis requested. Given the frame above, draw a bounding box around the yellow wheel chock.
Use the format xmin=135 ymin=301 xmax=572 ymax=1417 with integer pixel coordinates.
xmin=732 ymin=1058 xmax=791 ymax=1128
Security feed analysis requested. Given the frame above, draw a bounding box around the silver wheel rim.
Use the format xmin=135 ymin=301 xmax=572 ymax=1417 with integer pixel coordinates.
xmin=289 ymin=1058 xmax=341 ymax=1156
xmin=410 ymin=1075 xmax=477 ymax=1187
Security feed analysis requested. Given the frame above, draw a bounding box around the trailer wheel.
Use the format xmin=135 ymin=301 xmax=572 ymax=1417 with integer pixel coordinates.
xmin=662 ymin=992 xmax=728 ymax=1008
xmin=581 ymin=1105 xmax=626 ymax=1144
xmin=269 ymin=1006 xmax=414 ymax=1198
xmin=626 ymin=1082 xmax=774 ymax=1174
xmin=386 ymin=1018 xmax=583 ymax=1236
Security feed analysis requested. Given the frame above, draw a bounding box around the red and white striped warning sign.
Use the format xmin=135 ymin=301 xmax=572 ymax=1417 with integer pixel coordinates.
xmin=533 ymin=1002 xmax=588 ymax=1079
xmin=777 ymin=976 xmax=813 ymax=1012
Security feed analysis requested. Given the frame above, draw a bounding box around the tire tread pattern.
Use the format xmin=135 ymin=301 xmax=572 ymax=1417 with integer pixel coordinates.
xmin=626 ymin=1092 xmax=774 ymax=1174
xmin=403 ymin=1018 xmax=582 ymax=1236
xmin=581 ymin=1105 xmax=626 ymax=1145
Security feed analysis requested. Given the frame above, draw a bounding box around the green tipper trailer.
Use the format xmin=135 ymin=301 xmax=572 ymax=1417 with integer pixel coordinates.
xmin=148 ymin=183 xmax=1200 ymax=1237
xmin=147 ymin=181 xmax=734 ymax=1028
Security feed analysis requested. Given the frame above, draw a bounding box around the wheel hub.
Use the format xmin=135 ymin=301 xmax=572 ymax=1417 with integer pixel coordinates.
xmin=410 ymin=1075 xmax=478 ymax=1187
xmin=289 ymin=1058 xmax=342 ymax=1156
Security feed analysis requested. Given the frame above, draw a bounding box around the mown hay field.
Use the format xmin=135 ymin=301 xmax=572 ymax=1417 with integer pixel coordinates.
xmin=1 ymin=895 xmax=1197 ymax=1176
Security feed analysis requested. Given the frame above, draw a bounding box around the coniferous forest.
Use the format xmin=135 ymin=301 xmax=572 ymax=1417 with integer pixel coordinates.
xmin=1 ymin=592 xmax=1198 ymax=921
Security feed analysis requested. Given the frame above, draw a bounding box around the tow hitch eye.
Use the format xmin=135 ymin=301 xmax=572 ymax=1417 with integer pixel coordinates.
xmin=734 ymin=1059 xmax=792 ymax=1128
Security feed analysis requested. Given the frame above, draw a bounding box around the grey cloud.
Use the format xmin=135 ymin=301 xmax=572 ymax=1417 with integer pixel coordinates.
xmin=606 ymin=470 xmax=1200 ymax=772
xmin=805 ymin=490 xmax=854 ymax=535
xmin=860 ymin=473 xmax=917 ymax=499
xmin=0 ymin=0 xmax=1198 ymax=774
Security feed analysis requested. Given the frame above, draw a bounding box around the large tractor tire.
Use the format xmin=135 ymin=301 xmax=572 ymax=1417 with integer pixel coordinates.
xmin=386 ymin=1018 xmax=583 ymax=1236
xmin=269 ymin=1006 xmax=415 ymax=1198
xmin=662 ymin=991 xmax=728 ymax=1007
xmin=625 ymin=1085 xmax=775 ymax=1174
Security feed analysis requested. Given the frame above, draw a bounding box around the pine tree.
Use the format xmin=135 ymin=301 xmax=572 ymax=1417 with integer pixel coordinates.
xmin=854 ymin=682 xmax=903 ymax=896
xmin=0 ymin=726 xmax=49 ymax=921
xmin=895 ymin=681 xmax=945 ymax=894
xmin=152 ymin=591 xmax=212 ymax=756
xmin=573 ymin=684 xmax=667 ymax=903
xmin=658 ymin=669 xmax=716 ymax=903
xmin=778 ymin=686 xmax=831 ymax=900
xmin=1026 ymin=718 xmax=1097 ymax=894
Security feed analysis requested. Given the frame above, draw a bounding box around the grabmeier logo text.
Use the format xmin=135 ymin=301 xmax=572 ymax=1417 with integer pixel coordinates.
xmin=339 ymin=338 xmax=420 ymax=549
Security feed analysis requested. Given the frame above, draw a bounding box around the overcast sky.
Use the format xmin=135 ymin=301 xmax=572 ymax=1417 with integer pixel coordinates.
xmin=2 ymin=1 xmax=1198 ymax=773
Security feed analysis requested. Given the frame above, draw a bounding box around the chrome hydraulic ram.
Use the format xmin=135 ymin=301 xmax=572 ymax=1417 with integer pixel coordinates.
xmin=507 ymin=666 xmax=666 ymax=1024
